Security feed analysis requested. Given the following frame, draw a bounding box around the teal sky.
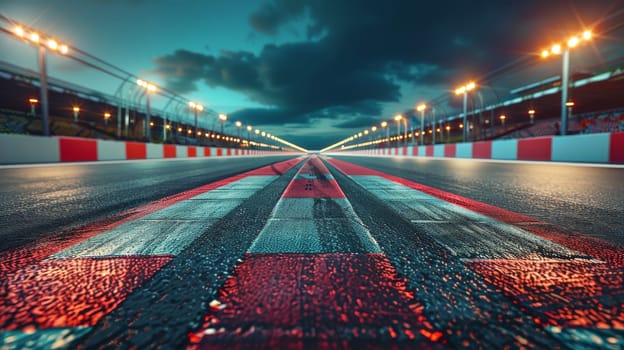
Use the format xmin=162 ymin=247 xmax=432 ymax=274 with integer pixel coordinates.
xmin=1 ymin=1 xmax=622 ymax=149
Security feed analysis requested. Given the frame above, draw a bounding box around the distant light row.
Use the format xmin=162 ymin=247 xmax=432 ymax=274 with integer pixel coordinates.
xmin=13 ymin=25 xmax=69 ymax=54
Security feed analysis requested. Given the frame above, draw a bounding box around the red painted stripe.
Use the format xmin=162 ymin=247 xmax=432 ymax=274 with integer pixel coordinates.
xmin=244 ymin=158 xmax=302 ymax=176
xmin=467 ymin=259 xmax=624 ymax=328
xmin=444 ymin=144 xmax=456 ymax=158
xmin=412 ymin=146 xmax=419 ymax=156
xmin=425 ymin=145 xmax=433 ymax=157
xmin=282 ymin=156 xmax=344 ymax=198
xmin=188 ymin=146 xmax=197 ymax=157
xmin=227 ymin=148 xmax=232 ymax=156
xmin=217 ymin=148 xmax=223 ymax=157
xmin=326 ymin=158 xmax=624 ymax=268
xmin=473 ymin=141 xmax=492 ymax=159
xmin=188 ymin=254 xmax=442 ymax=347
xmin=126 ymin=142 xmax=147 ymax=159
xmin=0 ymin=256 xmax=172 ymax=330
xmin=517 ymin=137 xmax=552 ymax=161
xmin=282 ymin=179 xmax=345 ymax=198
xmin=204 ymin=147 xmax=211 ymax=157
xmin=610 ymin=132 xmax=624 ymax=163
xmin=402 ymin=146 xmax=408 ymax=156
xmin=234 ymin=149 xmax=240 ymax=156
xmin=0 ymin=158 xmax=303 ymax=275
xmin=59 ymin=138 xmax=97 ymax=162
xmin=163 ymin=144 xmax=176 ymax=158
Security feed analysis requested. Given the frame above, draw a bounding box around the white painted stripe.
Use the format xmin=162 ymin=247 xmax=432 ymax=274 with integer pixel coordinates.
xmin=248 ymin=159 xmax=381 ymax=254
xmin=97 ymin=139 xmax=125 ymax=161
xmin=248 ymin=219 xmax=323 ymax=253
xmin=0 ymin=327 xmax=91 ymax=350
xmin=146 ymin=143 xmax=163 ymax=159
xmin=351 ymin=175 xmax=587 ymax=260
xmin=51 ymin=175 xmax=277 ymax=258
xmin=491 ymin=139 xmax=518 ymax=160
xmin=271 ymin=198 xmax=356 ymax=219
xmin=433 ymin=144 xmax=445 ymax=157
xmin=176 ymin=145 xmax=187 ymax=158
xmin=455 ymin=143 xmax=472 ymax=159
xmin=52 ymin=220 xmax=218 ymax=257
xmin=0 ymin=134 xmax=60 ymax=164
xmin=293 ymin=173 xmax=335 ymax=180
xmin=323 ymin=152 xmax=624 ymax=168
xmin=552 ymin=133 xmax=610 ymax=163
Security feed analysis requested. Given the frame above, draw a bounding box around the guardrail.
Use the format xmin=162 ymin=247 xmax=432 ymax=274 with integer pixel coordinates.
xmin=328 ymin=132 xmax=624 ymax=164
xmin=0 ymin=134 xmax=293 ymax=164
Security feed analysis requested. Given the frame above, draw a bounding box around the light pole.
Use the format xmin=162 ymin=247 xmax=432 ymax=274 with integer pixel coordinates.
xmin=235 ymin=121 xmax=243 ymax=139
xmin=12 ymin=25 xmax=70 ymax=136
xmin=416 ymin=103 xmax=426 ymax=145
xmin=381 ymin=121 xmax=389 ymax=143
xmin=394 ymin=114 xmax=402 ymax=145
xmin=219 ymin=113 xmax=228 ymax=134
xmin=247 ymin=125 xmax=252 ymax=142
xmin=528 ymin=109 xmax=536 ymax=124
xmin=189 ymin=102 xmax=204 ymax=138
xmin=566 ymin=101 xmax=575 ymax=123
xmin=455 ymin=81 xmax=477 ymax=142
xmin=136 ymin=79 xmax=157 ymax=141
xmin=541 ymin=30 xmax=591 ymax=135
xmin=104 ymin=112 xmax=111 ymax=126
xmin=371 ymin=126 xmax=378 ymax=143
xmin=72 ymin=106 xmax=80 ymax=121
xmin=28 ymin=98 xmax=38 ymax=116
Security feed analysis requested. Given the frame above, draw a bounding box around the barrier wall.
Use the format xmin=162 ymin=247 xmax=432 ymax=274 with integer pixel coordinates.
xmin=0 ymin=134 xmax=290 ymax=164
xmin=331 ymin=132 xmax=624 ymax=164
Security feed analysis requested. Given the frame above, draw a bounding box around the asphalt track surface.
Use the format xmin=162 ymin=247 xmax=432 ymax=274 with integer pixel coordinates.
xmin=0 ymin=155 xmax=622 ymax=349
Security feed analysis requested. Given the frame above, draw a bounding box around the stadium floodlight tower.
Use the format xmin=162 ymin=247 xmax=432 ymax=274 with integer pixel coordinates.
xmin=12 ymin=24 xmax=70 ymax=136
xmin=189 ymin=102 xmax=204 ymax=138
xmin=541 ymin=30 xmax=592 ymax=135
xmin=394 ymin=114 xmax=405 ymax=146
xmin=455 ymin=81 xmax=476 ymax=142
xmin=218 ymin=114 xmax=228 ymax=134
xmin=380 ymin=121 xmax=389 ymax=142
xmin=136 ymin=79 xmax=157 ymax=141
xmin=416 ymin=103 xmax=427 ymax=145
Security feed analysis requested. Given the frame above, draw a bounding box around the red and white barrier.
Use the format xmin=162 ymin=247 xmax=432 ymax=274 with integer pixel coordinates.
xmin=330 ymin=132 xmax=624 ymax=164
xmin=0 ymin=134 xmax=292 ymax=164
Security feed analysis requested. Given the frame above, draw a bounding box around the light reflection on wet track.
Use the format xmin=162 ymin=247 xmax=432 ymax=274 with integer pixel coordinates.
xmin=0 ymin=155 xmax=622 ymax=349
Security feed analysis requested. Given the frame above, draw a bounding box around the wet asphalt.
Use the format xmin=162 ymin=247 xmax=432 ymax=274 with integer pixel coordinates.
xmin=330 ymin=155 xmax=624 ymax=247
xmin=0 ymin=156 xmax=295 ymax=253
xmin=1 ymin=155 xmax=622 ymax=349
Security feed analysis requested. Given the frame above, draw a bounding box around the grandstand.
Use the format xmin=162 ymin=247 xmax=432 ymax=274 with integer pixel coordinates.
xmin=0 ymin=60 xmax=277 ymax=151
xmin=1 ymin=55 xmax=624 ymax=150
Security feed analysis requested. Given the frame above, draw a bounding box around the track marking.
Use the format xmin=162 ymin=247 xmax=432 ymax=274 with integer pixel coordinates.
xmin=248 ymin=156 xmax=380 ymax=254
xmin=0 ymin=158 xmax=303 ymax=349
xmin=325 ymin=156 xmax=624 ymax=345
xmin=190 ymin=156 xmax=444 ymax=347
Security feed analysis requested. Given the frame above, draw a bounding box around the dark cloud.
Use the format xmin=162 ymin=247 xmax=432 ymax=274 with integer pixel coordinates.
xmin=249 ymin=0 xmax=307 ymax=35
xmin=228 ymin=107 xmax=302 ymax=126
xmin=334 ymin=116 xmax=383 ymax=129
xmin=151 ymin=0 xmax=621 ymax=149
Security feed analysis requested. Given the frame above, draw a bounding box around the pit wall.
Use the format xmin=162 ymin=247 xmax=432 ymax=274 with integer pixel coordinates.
xmin=0 ymin=134 xmax=293 ymax=164
xmin=329 ymin=132 xmax=624 ymax=164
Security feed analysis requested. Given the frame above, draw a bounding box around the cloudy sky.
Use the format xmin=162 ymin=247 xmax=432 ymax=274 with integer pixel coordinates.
xmin=1 ymin=1 xmax=623 ymax=149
